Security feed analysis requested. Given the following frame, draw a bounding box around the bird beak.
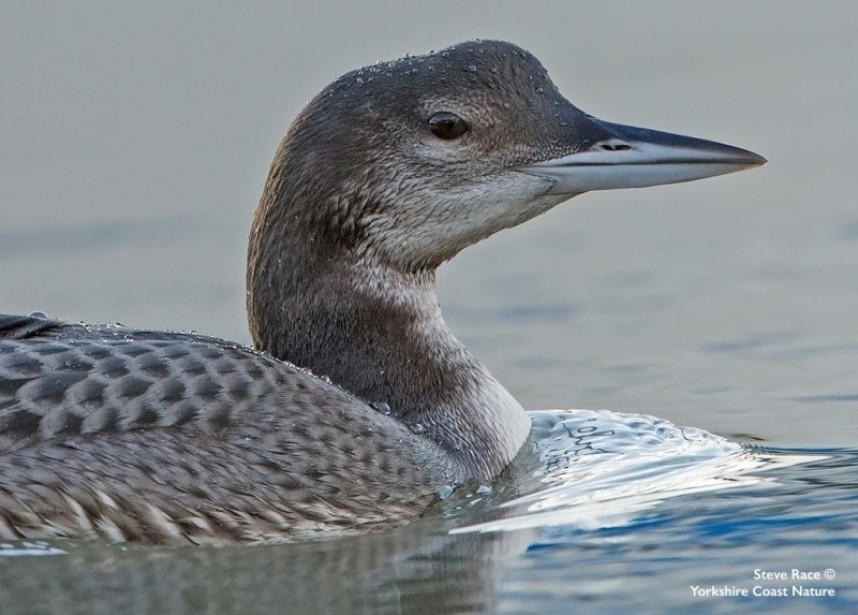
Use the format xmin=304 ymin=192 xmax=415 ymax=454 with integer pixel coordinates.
xmin=519 ymin=117 xmax=767 ymax=193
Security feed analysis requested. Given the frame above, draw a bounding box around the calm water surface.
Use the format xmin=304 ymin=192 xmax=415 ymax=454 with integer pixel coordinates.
xmin=2 ymin=2 xmax=857 ymax=613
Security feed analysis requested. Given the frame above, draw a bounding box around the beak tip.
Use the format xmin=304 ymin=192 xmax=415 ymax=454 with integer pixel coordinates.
xmin=746 ymin=151 xmax=768 ymax=167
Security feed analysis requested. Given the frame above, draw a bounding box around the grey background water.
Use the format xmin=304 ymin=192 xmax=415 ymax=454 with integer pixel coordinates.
xmin=1 ymin=1 xmax=857 ymax=613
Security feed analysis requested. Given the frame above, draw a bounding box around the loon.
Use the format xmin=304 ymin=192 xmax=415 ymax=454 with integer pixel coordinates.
xmin=0 ymin=40 xmax=765 ymax=544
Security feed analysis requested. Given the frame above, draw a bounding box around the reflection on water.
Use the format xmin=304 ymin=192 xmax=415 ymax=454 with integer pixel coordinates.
xmin=0 ymin=542 xmax=66 ymax=558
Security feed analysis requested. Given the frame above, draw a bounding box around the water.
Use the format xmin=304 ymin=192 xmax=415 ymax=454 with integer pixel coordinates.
xmin=2 ymin=1 xmax=857 ymax=613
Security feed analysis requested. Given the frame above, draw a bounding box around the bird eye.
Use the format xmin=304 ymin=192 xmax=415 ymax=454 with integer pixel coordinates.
xmin=428 ymin=112 xmax=469 ymax=140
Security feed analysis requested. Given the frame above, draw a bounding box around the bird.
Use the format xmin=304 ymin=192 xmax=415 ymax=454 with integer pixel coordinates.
xmin=0 ymin=40 xmax=765 ymax=545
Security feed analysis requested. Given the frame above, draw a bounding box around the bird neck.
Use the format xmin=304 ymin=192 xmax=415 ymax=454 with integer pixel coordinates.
xmin=247 ymin=213 xmax=530 ymax=479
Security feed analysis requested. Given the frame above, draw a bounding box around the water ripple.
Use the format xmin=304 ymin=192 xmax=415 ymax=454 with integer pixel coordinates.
xmin=451 ymin=410 xmax=822 ymax=535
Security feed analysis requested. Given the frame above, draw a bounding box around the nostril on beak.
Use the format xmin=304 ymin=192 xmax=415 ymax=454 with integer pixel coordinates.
xmin=594 ymin=140 xmax=632 ymax=152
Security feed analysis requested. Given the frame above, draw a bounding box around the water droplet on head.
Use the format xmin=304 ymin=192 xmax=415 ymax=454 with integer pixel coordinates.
xmin=410 ymin=422 xmax=426 ymax=435
xmin=467 ymin=65 xmax=477 ymax=73
xmin=370 ymin=401 xmax=392 ymax=415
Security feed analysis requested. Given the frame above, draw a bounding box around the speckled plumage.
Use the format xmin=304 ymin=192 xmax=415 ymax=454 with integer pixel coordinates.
xmin=0 ymin=314 xmax=455 ymax=543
